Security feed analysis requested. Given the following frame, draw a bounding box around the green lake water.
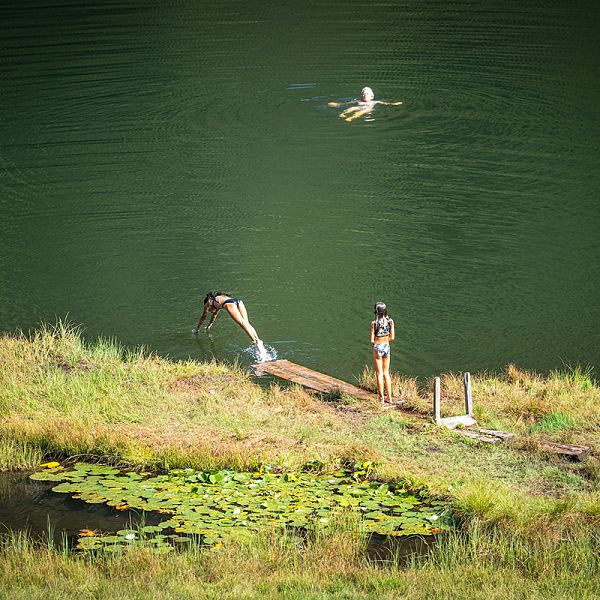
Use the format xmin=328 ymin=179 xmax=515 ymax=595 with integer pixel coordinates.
xmin=1 ymin=1 xmax=599 ymax=380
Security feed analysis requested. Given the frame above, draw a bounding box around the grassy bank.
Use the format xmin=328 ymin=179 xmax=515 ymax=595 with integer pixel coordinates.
xmin=0 ymin=521 xmax=598 ymax=600
xmin=0 ymin=324 xmax=599 ymax=598
xmin=1 ymin=324 xmax=599 ymax=530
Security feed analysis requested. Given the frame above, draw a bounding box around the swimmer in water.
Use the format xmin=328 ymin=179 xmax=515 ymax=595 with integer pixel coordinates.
xmin=328 ymin=87 xmax=402 ymax=122
xmin=193 ymin=291 xmax=262 ymax=346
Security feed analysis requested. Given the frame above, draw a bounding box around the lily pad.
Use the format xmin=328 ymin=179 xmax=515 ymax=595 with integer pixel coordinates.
xmin=101 ymin=545 xmax=124 ymax=553
xmin=76 ymin=538 xmax=102 ymax=550
xmin=141 ymin=525 xmax=163 ymax=533
xmin=99 ymin=536 xmax=122 ymax=544
xmin=30 ymin=471 xmax=67 ymax=482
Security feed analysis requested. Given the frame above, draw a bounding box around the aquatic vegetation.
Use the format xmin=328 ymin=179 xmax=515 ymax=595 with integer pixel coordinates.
xmin=39 ymin=461 xmax=61 ymax=469
xmin=30 ymin=463 xmax=451 ymax=553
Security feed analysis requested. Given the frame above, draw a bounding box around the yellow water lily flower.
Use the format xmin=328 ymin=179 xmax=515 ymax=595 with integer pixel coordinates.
xmin=40 ymin=462 xmax=60 ymax=469
xmin=79 ymin=529 xmax=98 ymax=537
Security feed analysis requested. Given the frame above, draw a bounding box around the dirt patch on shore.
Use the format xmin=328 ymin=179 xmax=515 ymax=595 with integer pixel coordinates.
xmin=168 ymin=374 xmax=236 ymax=393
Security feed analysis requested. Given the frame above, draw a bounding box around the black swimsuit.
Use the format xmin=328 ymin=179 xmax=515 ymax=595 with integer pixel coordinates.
xmin=222 ymin=298 xmax=241 ymax=307
xmin=209 ymin=294 xmax=240 ymax=310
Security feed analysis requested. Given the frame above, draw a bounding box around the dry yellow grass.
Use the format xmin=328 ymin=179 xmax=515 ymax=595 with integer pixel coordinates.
xmin=359 ymin=363 xmax=600 ymax=442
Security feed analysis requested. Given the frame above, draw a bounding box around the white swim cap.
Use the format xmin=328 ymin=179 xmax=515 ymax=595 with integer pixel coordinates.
xmin=361 ymin=87 xmax=374 ymax=101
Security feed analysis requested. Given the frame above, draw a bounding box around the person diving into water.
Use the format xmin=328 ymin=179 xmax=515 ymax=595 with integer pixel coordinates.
xmin=328 ymin=87 xmax=402 ymax=122
xmin=193 ymin=291 xmax=262 ymax=347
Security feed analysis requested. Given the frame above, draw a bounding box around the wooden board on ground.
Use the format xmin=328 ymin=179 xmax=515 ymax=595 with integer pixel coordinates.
xmin=540 ymin=441 xmax=590 ymax=462
xmin=457 ymin=430 xmax=589 ymax=462
xmin=476 ymin=428 xmax=516 ymax=441
xmin=456 ymin=428 xmax=516 ymax=444
xmin=456 ymin=430 xmax=504 ymax=444
xmin=254 ymin=359 xmax=411 ymax=414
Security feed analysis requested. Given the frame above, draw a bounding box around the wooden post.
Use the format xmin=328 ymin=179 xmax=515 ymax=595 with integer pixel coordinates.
xmin=464 ymin=372 xmax=473 ymax=417
xmin=434 ymin=377 xmax=441 ymax=423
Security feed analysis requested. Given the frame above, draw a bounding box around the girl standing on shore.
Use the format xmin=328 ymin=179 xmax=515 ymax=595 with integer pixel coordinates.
xmin=370 ymin=301 xmax=395 ymax=404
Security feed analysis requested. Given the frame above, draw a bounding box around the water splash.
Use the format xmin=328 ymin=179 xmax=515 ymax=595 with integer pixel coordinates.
xmin=247 ymin=341 xmax=277 ymax=363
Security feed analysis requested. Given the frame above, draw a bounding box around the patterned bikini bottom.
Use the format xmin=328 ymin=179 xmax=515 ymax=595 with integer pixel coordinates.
xmin=373 ymin=343 xmax=390 ymax=357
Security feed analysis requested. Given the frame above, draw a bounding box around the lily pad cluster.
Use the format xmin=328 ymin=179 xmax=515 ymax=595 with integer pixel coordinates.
xmin=74 ymin=527 xmax=187 ymax=554
xmin=31 ymin=463 xmax=451 ymax=552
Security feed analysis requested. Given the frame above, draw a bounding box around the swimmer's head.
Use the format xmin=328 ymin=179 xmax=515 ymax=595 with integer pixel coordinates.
xmin=361 ymin=87 xmax=374 ymax=101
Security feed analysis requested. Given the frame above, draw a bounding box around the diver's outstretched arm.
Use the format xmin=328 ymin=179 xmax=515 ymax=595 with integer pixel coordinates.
xmin=193 ymin=305 xmax=209 ymax=334
xmin=376 ymin=101 xmax=403 ymax=106
xmin=205 ymin=310 xmax=220 ymax=332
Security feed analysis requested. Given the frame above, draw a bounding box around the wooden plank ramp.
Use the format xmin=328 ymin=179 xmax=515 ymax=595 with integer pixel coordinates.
xmin=457 ymin=428 xmax=516 ymax=444
xmin=254 ymin=359 xmax=410 ymax=411
xmin=254 ymin=359 xmax=377 ymax=401
xmin=455 ymin=430 xmax=589 ymax=461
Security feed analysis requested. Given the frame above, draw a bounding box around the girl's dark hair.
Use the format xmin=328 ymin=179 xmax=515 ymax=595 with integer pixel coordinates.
xmin=373 ymin=301 xmax=389 ymax=335
xmin=204 ymin=291 xmax=232 ymax=305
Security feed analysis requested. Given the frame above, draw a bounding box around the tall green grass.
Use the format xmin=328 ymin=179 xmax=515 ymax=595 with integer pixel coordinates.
xmin=0 ymin=521 xmax=598 ymax=599
xmin=530 ymin=412 xmax=576 ymax=434
xmin=551 ymin=363 xmax=595 ymax=390
xmin=0 ymin=439 xmax=43 ymax=471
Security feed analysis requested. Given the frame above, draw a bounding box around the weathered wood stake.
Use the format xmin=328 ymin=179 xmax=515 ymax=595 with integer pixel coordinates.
xmin=464 ymin=371 xmax=473 ymax=417
xmin=434 ymin=377 xmax=441 ymax=423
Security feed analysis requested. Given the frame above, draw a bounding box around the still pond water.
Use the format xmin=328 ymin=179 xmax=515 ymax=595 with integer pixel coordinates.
xmin=1 ymin=1 xmax=599 ymax=380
